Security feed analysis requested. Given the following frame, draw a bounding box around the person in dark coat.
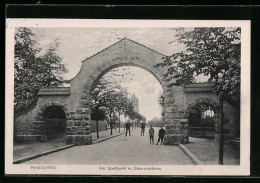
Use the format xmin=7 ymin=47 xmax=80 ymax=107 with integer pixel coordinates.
xmin=156 ymin=125 xmax=165 ymax=145
xmin=125 ymin=120 xmax=131 ymax=136
xmin=140 ymin=121 xmax=146 ymax=136
xmin=148 ymin=125 xmax=154 ymax=144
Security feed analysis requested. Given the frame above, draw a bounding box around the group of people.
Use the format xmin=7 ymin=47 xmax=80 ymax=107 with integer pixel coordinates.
xmin=125 ymin=120 xmax=165 ymax=145
xmin=146 ymin=123 xmax=165 ymax=145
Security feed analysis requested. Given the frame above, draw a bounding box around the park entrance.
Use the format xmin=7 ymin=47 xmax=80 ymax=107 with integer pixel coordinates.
xmin=188 ymin=103 xmax=216 ymax=139
xmin=65 ymin=38 xmax=190 ymax=145
xmin=89 ymin=65 xmax=164 ymax=138
xmin=14 ymin=38 xmax=237 ymax=145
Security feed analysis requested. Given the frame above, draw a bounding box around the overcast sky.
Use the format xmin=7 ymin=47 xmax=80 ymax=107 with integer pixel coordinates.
xmin=30 ymin=27 xmax=202 ymax=121
xmin=102 ymin=66 xmax=163 ymax=121
xmin=32 ymin=28 xmax=188 ymax=79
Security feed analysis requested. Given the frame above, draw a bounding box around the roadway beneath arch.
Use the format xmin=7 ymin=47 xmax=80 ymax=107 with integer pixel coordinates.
xmin=23 ymin=128 xmax=192 ymax=165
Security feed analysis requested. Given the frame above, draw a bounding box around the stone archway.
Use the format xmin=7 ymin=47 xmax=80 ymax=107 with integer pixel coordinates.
xmin=36 ymin=101 xmax=69 ymax=141
xmin=67 ymin=38 xmax=189 ymax=145
xmin=37 ymin=101 xmax=70 ymax=120
xmin=42 ymin=105 xmax=67 ymax=140
xmin=84 ymin=63 xmax=165 ymax=106
xmin=186 ymin=97 xmax=220 ymax=117
xmin=186 ymin=97 xmax=220 ymax=139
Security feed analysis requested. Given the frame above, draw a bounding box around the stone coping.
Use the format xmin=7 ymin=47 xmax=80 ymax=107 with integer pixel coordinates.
xmin=184 ymin=82 xmax=214 ymax=93
xmin=38 ymin=87 xmax=71 ymax=96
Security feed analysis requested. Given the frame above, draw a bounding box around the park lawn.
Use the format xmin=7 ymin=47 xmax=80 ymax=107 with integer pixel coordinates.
xmin=184 ymin=137 xmax=240 ymax=165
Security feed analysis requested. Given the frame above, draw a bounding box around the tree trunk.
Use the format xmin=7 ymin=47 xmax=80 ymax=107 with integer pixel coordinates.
xmin=218 ymin=94 xmax=224 ymax=165
xmin=96 ymin=119 xmax=99 ymax=139
xmin=201 ymin=112 xmax=205 ymax=138
xmin=124 ymin=116 xmax=127 ymax=131
xmin=109 ymin=114 xmax=113 ymax=135
xmin=119 ymin=112 xmax=121 ymax=133
xmin=132 ymin=120 xmax=133 ymax=129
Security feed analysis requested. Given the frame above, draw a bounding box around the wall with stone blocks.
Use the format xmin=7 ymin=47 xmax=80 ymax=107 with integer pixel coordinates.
xmin=14 ymin=96 xmax=70 ymax=140
xmin=184 ymin=92 xmax=239 ymax=137
xmin=183 ymin=92 xmax=238 ymax=121
xmin=65 ymin=109 xmax=92 ymax=145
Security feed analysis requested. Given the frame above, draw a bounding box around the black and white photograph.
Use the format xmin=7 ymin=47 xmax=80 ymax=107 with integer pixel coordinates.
xmin=5 ymin=19 xmax=250 ymax=175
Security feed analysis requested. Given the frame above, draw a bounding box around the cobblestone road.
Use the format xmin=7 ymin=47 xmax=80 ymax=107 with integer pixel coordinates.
xmin=24 ymin=128 xmax=192 ymax=165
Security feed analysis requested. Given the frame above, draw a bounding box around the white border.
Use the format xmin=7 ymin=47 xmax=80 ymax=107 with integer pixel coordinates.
xmin=5 ymin=19 xmax=251 ymax=176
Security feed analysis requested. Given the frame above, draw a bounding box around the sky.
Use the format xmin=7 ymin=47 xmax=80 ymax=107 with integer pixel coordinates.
xmin=31 ymin=28 xmax=187 ymax=80
xmin=102 ymin=66 xmax=163 ymax=121
xmin=29 ymin=27 xmax=206 ymax=121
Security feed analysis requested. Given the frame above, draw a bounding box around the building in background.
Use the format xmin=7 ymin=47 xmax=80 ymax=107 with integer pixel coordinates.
xmin=130 ymin=93 xmax=139 ymax=113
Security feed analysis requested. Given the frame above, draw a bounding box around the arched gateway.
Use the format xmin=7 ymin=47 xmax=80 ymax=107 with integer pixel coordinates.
xmin=14 ymin=38 xmax=238 ymax=145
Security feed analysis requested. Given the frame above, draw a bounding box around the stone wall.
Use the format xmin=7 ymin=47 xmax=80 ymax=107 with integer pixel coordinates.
xmin=14 ymin=95 xmax=70 ymax=142
xmin=184 ymin=92 xmax=238 ymax=123
xmin=184 ymin=91 xmax=239 ymax=140
xmin=65 ymin=109 xmax=92 ymax=145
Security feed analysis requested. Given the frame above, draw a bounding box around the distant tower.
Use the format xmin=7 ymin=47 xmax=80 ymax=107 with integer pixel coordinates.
xmin=130 ymin=93 xmax=139 ymax=113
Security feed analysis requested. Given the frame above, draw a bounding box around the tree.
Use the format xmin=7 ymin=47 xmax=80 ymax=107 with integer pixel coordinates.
xmin=97 ymin=79 xmax=129 ymax=135
xmin=148 ymin=117 xmax=162 ymax=127
xmin=124 ymin=101 xmax=135 ymax=129
xmin=111 ymin=112 xmax=119 ymax=131
xmin=91 ymin=87 xmax=106 ymax=139
xmin=155 ymin=27 xmax=241 ymax=164
xmin=93 ymin=76 xmax=145 ymax=134
xmin=98 ymin=65 xmax=137 ymax=132
xmin=114 ymin=88 xmax=129 ymax=133
xmin=14 ymin=28 xmax=67 ymax=113
xmin=134 ymin=113 xmax=146 ymax=128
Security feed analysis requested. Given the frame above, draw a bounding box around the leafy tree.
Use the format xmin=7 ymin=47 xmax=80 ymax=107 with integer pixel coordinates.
xmin=148 ymin=117 xmax=163 ymax=127
xmin=91 ymin=86 xmax=106 ymax=139
xmin=92 ymin=66 xmax=146 ymax=134
xmin=134 ymin=113 xmax=146 ymax=128
xmin=124 ymin=101 xmax=135 ymax=129
xmin=111 ymin=112 xmax=119 ymax=130
xmin=156 ymin=27 xmax=240 ymax=106
xmin=114 ymin=88 xmax=129 ymax=133
xmin=96 ymin=79 xmax=129 ymax=135
xmin=155 ymin=27 xmax=241 ymax=164
xmin=39 ymin=39 xmax=68 ymax=85
xmin=14 ymin=28 xmax=67 ymax=113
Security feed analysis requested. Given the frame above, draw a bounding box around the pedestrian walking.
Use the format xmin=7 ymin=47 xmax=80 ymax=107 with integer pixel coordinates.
xmin=140 ymin=121 xmax=146 ymax=136
xmin=114 ymin=122 xmax=117 ymax=131
xmin=125 ymin=120 xmax=131 ymax=136
xmin=156 ymin=125 xmax=165 ymax=145
xmin=148 ymin=125 xmax=154 ymax=144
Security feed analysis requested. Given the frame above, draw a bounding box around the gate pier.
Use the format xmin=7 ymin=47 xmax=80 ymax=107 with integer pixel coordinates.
xmin=65 ymin=109 xmax=92 ymax=145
